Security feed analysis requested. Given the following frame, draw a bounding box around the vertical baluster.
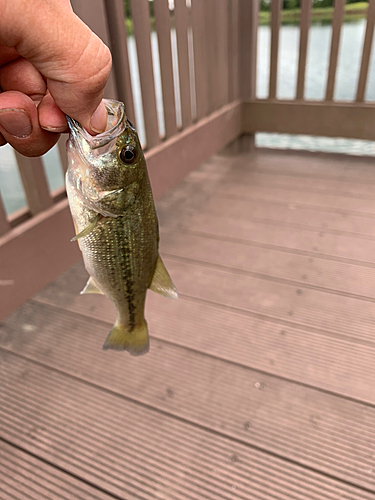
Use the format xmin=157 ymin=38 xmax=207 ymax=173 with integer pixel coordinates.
xmin=57 ymin=135 xmax=68 ymax=176
xmin=130 ymin=0 xmax=160 ymax=148
xmin=70 ymin=0 xmax=118 ymax=99
xmin=238 ymin=0 xmax=258 ymax=151
xmin=105 ymin=0 xmax=136 ymax=123
xmin=239 ymin=0 xmax=258 ymax=102
xmin=174 ymin=0 xmax=193 ymax=128
xmin=217 ymin=0 xmax=230 ymax=107
xmin=191 ymin=0 xmax=209 ymax=119
xmin=228 ymin=0 xmax=240 ymax=102
xmin=16 ymin=154 xmax=52 ymax=215
xmin=296 ymin=0 xmax=312 ymax=100
xmin=0 ymin=194 xmax=10 ymax=236
xmin=325 ymin=0 xmax=345 ymax=101
xmin=269 ymin=0 xmax=282 ymax=100
xmin=205 ymin=0 xmax=219 ymax=113
xmin=154 ymin=0 xmax=178 ymax=137
xmin=356 ymin=0 xmax=375 ymax=102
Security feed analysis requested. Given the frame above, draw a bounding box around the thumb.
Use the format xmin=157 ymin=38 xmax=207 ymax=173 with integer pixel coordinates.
xmin=0 ymin=0 xmax=112 ymax=133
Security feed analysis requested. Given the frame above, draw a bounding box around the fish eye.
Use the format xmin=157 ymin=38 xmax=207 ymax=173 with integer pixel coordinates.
xmin=120 ymin=145 xmax=136 ymax=164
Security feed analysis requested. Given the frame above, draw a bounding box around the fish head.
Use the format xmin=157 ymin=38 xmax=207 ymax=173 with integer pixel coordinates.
xmin=66 ymin=99 xmax=146 ymax=216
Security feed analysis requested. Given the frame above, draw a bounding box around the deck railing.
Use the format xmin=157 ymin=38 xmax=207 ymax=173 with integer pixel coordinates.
xmin=1 ymin=0 xmax=375 ymax=319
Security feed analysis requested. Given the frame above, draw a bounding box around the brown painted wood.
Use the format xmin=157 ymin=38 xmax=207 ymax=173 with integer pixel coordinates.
xmin=154 ymin=0 xmax=178 ymax=138
xmin=70 ymin=0 xmax=117 ymax=99
xmin=1 ymin=352 xmax=375 ymax=498
xmin=239 ymin=0 xmax=258 ymax=101
xmin=145 ymin=101 xmax=241 ymax=199
xmin=0 ymin=199 xmax=81 ymax=320
xmin=174 ymin=0 xmax=192 ymax=128
xmin=356 ymin=0 xmax=375 ymax=102
xmin=216 ymin=0 xmax=230 ymax=107
xmin=296 ymin=0 xmax=311 ymax=100
xmin=5 ymin=148 xmax=375 ymax=497
xmin=15 ymin=154 xmax=52 ymax=215
xmin=191 ymin=0 xmax=209 ymax=119
xmin=228 ymin=0 xmax=239 ymax=102
xmin=130 ymin=0 xmax=160 ymax=148
xmin=57 ymin=135 xmax=68 ymax=175
xmin=220 ymin=183 xmax=375 ymax=218
xmin=205 ymin=0 xmax=218 ymax=113
xmin=8 ymin=206 xmax=30 ymax=228
xmin=3 ymin=296 xmax=375 ymax=494
xmin=104 ymin=0 xmax=136 ymax=124
xmin=0 ymin=441 xmax=114 ymax=500
xmin=325 ymin=0 xmax=345 ymax=101
xmin=269 ymin=0 xmax=282 ymax=100
xmin=0 ymin=194 xmax=10 ymax=236
xmin=244 ymin=100 xmax=375 ymax=140
xmin=160 ymin=228 xmax=375 ymax=299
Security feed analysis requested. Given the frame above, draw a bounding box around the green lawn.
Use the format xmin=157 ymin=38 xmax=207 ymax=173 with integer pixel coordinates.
xmin=259 ymin=2 xmax=369 ymax=25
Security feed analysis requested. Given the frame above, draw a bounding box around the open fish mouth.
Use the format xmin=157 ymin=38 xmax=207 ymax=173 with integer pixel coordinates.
xmin=66 ymin=99 xmax=127 ymax=150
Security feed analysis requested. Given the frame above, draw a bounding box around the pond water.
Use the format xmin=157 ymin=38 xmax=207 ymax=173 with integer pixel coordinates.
xmin=1 ymin=20 xmax=375 ymax=215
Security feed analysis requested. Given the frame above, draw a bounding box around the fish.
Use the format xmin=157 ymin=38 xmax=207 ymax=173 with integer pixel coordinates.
xmin=66 ymin=99 xmax=177 ymax=355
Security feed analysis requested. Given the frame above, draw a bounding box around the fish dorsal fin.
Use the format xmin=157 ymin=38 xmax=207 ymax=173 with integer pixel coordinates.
xmin=80 ymin=276 xmax=104 ymax=295
xmin=149 ymin=256 xmax=178 ymax=299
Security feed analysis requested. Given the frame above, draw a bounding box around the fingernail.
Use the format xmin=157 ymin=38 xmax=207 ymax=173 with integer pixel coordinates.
xmin=0 ymin=109 xmax=32 ymax=138
xmin=90 ymin=101 xmax=107 ymax=134
xmin=41 ymin=124 xmax=67 ymax=133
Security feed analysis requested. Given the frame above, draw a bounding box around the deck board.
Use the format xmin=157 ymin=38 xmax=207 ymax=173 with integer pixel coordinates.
xmin=1 ymin=300 xmax=375 ymax=490
xmin=0 ymin=441 xmax=114 ymax=500
xmin=2 ymin=148 xmax=375 ymax=498
xmin=15 ymin=272 xmax=375 ymax=402
xmin=1 ymin=353 xmax=375 ymax=499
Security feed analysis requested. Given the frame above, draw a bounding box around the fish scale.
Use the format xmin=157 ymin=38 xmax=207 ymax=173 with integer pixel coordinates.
xmin=66 ymin=99 xmax=177 ymax=355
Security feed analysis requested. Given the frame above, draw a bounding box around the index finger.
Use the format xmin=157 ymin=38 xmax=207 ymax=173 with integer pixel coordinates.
xmin=0 ymin=0 xmax=111 ymax=133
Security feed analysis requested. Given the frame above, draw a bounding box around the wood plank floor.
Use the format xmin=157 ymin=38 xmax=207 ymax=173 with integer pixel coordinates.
xmin=2 ymin=148 xmax=375 ymax=499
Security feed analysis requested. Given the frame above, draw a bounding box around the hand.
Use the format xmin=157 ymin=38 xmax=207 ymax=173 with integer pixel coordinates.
xmin=0 ymin=0 xmax=112 ymax=156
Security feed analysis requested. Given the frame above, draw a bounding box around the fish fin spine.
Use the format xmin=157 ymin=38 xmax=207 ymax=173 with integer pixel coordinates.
xmin=71 ymin=214 xmax=99 ymax=242
xmin=102 ymin=320 xmax=149 ymax=356
xmin=80 ymin=276 xmax=104 ymax=295
xmin=149 ymin=255 xmax=178 ymax=299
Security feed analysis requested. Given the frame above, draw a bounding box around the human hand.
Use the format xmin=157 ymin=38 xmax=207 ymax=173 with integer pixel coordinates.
xmin=0 ymin=0 xmax=112 ymax=156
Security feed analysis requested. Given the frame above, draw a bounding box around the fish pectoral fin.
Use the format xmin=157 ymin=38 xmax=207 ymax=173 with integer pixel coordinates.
xmin=103 ymin=320 xmax=149 ymax=356
xmin=80 ymin=276 xmax=104 ymax=295
xmin=71 ymin=214 xmax=100 ymax=242
xmin=149 ymin=255 xmax=178 ymax=299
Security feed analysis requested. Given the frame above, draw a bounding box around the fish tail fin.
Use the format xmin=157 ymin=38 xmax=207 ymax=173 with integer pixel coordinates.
xmin=102 ymin=320 xmax=149 ymax=356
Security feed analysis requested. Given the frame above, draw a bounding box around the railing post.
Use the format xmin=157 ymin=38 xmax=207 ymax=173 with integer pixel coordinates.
xmin=237 ymin=0 xmax=259 ymax=152
xmin=105 ymin=0 xmax=136 ymax=124
xmin=356 ymin=0 xmax=375 ymax=102
xmin=326 ymin=0 xmax=345 ymax=101
xmin=15 ymin=154 xmax=52 ymax=216
xmin=0 ymin=195 xmax=10 ymax=236
xmin=70 ymin=0 xmax=118 ymax=100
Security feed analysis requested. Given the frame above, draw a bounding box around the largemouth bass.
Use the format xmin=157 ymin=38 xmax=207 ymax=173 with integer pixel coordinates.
xmin=66 ymin=99 xmax=177 ymax=355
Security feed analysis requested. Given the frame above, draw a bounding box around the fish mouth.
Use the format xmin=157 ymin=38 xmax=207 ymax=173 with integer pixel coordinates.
xmin=67 ymin=99 xmax=127 ymax=150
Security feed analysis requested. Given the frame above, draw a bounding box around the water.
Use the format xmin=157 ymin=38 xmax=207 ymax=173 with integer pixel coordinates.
xmin=257 ymin=20 xmax=374 ymax=101
xmin=1 ymin=20 xmax=374 ymax=216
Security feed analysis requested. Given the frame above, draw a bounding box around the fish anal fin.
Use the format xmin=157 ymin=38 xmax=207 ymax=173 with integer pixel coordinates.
xmin=149 ymin=255 xmax=178 ymax=299
xmin=80 ymin=276 xmax=104 ymax=295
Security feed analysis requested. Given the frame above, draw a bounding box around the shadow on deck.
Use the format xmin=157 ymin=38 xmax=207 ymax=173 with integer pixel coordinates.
xmin=1 ymin=148 xmax=375 ymax=499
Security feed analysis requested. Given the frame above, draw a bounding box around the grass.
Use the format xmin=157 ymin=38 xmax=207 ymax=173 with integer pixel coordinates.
xmin=259 ymin=2 xmax=369 ymax=25
xmin=124 ymin=3 xmax=368 ymax=34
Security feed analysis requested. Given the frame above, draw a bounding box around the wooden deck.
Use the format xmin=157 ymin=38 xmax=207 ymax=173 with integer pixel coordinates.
xmin=2 ymin=147 xmax=375 ymax=499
